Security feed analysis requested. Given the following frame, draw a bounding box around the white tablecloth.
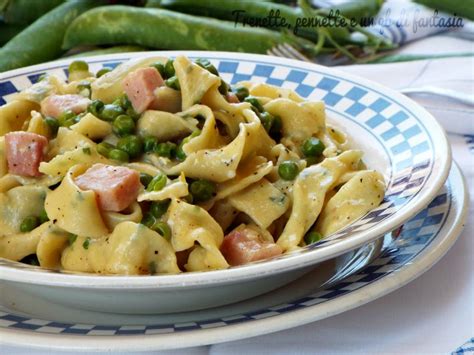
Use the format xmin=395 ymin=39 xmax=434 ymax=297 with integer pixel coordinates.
xmin=4 ymin=34 xmax=474 ymax=354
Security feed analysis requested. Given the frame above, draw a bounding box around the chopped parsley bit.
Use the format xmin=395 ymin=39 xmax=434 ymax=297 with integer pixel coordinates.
xmin=82 ymin=237 xmax=91 ymax=250
xmin=82 ymin=147 xmax=91 ymax=155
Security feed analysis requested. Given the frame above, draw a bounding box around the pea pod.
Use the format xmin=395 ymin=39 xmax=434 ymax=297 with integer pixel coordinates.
xmin=0 ymin=0 xmax=103 ymax=72
xmin=65 ymin=45 xmax=146 ymax=59
xmin=2 ymin=0 xmax=64 ymax=25
xmin=313 ymin=0 xmax=384 ymax=23
xmin=157 ymin=0 xmax=321 ymax=42
xmin=62 ymin=6 xmax=301 ymax=54
xmin=367 ymin=52 xmax=474 ymax=64
xmin=413 ymin=0 xmax=474 ymax=21
xmin=157 ymin=0 xmax=383 ymax=44
xmin=158 ymin=0 xmax=383 ymax=23
xmin=0 ymin=22 xmax=23 ymax=46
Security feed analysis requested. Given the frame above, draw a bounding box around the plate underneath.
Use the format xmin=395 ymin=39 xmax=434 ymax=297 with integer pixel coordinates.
xmin=0 ymin=163 xmax=467 ymax=351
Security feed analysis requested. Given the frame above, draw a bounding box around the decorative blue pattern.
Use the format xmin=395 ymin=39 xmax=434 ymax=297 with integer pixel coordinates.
xmin=0 ymin=183 xmax=451 ymax=336
xmin=453 ymin=338 xmax=474 ymax=354
xmin=0 ymin=55 xmax=437 ymax=270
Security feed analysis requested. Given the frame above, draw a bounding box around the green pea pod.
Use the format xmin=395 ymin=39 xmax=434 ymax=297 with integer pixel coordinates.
xmin=413 ymin=0 xmax=474 ymax=21
xmin=0 ymin=22 xmax=24 ymax=46
xmin=367 ymin=52 xmax=474 ymax=64
xmin=313 ymin=0 xmax=384 ymax=23
xmin=156 ymin=0 xmax=383 ymax=47
xmin=156 ymin=0 xmax=321 ymax=41
xmin=3 ymin=0 xmax=65 ymax=25
xmin=62 ymin=6 xmax=297 ymax=54
xmin=65 ymin=45 xmax=146 ymax=59
xmin=0 ymin=0 xmax=104 ymax=72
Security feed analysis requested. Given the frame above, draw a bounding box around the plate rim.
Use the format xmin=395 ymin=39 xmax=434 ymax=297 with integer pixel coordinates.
xmin=0 ymin=162 xmax=467 ymax=352
xmin=0 ymin=51 xmax=452 ymax=288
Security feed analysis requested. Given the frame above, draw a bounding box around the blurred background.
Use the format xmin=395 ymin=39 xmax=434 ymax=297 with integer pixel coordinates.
xmin=0 ymin=0 xmax=472 ymax=70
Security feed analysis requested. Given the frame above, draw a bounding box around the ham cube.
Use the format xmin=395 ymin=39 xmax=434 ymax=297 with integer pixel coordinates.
xmin=74 ymin=164 xmax=140 ymax=212
xmin=41 ymin=94 xmax=91 ymax=119
xmin=5 ymin=132 xmax=48 ymax=177
xmin=122 ymin=67 xmax=164 ymax=114
xmin=220 ymin=227 xmax=283 ymax=266
xmin=225 ymin=92 xmax=240 ymax=103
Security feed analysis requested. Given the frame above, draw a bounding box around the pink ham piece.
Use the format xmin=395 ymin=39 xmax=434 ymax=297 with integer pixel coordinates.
xmin=41 ymin=94 xmax=91 ymax=119
xmin=122 ymin=67 xmax=164 ymax=114
xmin=220 ymin=228 xmax=283 ymax=266
xmin=74 ymin=164 xmax=140 ymax=212
xmin=225 ymin=92 xmax=240 ymax=104
xmin=5 ymin=132 xmax=48 ymax=177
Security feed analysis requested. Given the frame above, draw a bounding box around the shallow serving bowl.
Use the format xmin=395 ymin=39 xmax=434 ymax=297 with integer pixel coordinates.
xmin=0 ymin=51 xmax=451 ymax=314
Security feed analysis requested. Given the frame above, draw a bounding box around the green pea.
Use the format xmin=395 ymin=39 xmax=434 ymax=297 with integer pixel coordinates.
xmin=126 ymin=106 xmax=140 ymax=121
xmin=87 ymin=99 xmax=104 ymax=117
xmin=140 ymin=173 xmax=153 ymax=187
xmin=164 ymin=59 xmax=175 ymax=78
xmin=118 ymin=93 xmax=131 ymax=109
xmin=96 ymin=67 xmax=111 ymax=78
xmin=141 ymin=213 xmax=156 ymax=228
xmin=234 ymin=86 xmax=249 ymax=101
xmin=99 ymin=104 xmax=124 ymax=122
xmin=154 ymin=142 xmax=176 ymax=158
xmin=44 ymin=116 xmax=59 ymax=135
xmin=147 ymin=174 xmax=167 ymax=192
xmin=39 ymin=209 xmax=49 ymax=224
xmin=244 ymin=96 xmax=264 ymax=112
xmin=176 ymin=130 xmax=201 ymax=161
xmin=97 ymin=142 xmax=114 ymax=158
xmin=302 ymin=137 xmax=325 ymax=157
xmin=190 ymin=179 xmax=216 ymax=203
xmin=195 ymin=58 xmax=218 ymax=76
xmin=151 ymin=62 xmax=166 ymax=78
xmin=304 ymin=231 xmax=323 ymax=245
xmin=20 ymin=216 xmax=40 ymax=233
xmin=69 ymin=60 xmax=88 ymax=73
xmin=149 ymin=199 xmax=170 ymax=218
xmin=218 ymin=80 xmax=229 ymax=95
xmin=113 ymin=114 xmax=135 ymax=137
xmin=77 ymin=81 xmax=91 ymax=97
xmin=259 ymin=111 xmax=275 ymax=133
xmin=109 ymin=149 xmax=129 ymax=162
xmin=152 ymin=221 xmax=172 ymax=240
xmin=175 ymin=144 xmax=186 ymax=161
xmin=143 ymin=136 xmax=158 ymax=153
xmin=117 ymin=135 xmax=142 ymax=159
xmin=165 ymin=76 xmax=180 ymax=90
xmin=270 ymin=115 xmax=282 ymax=137
xmin=57 ymin=110 xmax=76 ymax=127
xmin=278 ymin=161 xmax=299 ymax=181
xmin=21 ymin=254 xmax=40 ymax=266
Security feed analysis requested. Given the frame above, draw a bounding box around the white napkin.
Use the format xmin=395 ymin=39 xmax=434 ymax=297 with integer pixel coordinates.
xmin=368 ymin=0 xmax=460 ymax=44
xmin=338 ymin=35 xmax=474 ymax=135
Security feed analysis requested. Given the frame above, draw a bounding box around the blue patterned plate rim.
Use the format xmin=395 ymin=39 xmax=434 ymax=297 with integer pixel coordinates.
xmin=0 ymin=51 xmax=451 ymax=287
xmin=0 ymin=162 xmax=467 ymax=352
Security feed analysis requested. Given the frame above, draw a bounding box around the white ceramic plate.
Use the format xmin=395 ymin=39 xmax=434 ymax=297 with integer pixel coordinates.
xmin=0 ymin=163 xmax=467 ymax=352
xmin=0 ymin=51 xmax=452 ymax=313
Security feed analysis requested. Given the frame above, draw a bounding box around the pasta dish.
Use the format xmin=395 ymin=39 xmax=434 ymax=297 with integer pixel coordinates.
xmin=0 ymin=56 xmax=385 ymax=274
